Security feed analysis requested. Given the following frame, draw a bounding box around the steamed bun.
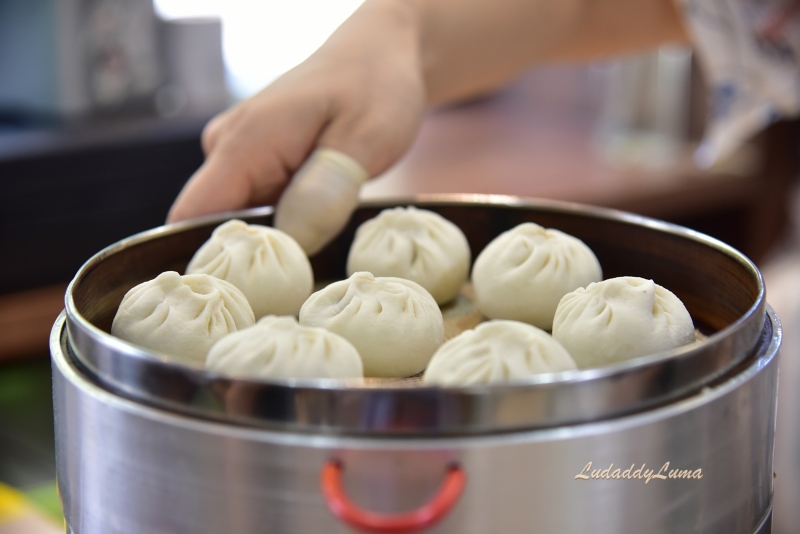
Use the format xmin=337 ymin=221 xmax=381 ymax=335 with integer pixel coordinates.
xmin=423 ymin=320 xmax=577 ymax=386
xmin=186 ymin=219 xmax=313 ymax=319
xmin=111 ymin=271 xmax=255 ymax=365
xmin=472 ymin=222 xmax=602 ymax=330
xmin=552 ymin=276 xmax=695 ymax=368
xmin=206 ymin=316 xmax=363 ymax=379
xmin=299 ymin=272 xmax=444 ymax=377
xmin=346 ymin=207 xmax=470 ymax=304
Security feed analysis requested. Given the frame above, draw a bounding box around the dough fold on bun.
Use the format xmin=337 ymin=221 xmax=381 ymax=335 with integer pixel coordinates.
xmin=553 ymin=276 xmax=695 ymax=367
xmin=186 ymin=219 xmax=313 ymax=319
xmin=347 ymin=206 xmax=470 ymax=304
xmin=424 ymin=320 xmax=576 ymax=386
xmin=207 ymin=315 xmax=363 ymax=379
xmin=111 ymin=271 xmax=255 ymax=365
xmin=300 ymin=272 xmax=444 ymax=377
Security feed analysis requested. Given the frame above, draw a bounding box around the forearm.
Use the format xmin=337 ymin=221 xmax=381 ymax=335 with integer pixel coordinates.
xmin=379 ymin=0 xmax=690 ymax=105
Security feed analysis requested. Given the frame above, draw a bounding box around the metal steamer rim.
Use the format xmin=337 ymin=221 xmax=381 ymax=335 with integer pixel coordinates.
xmin=64 ymin=195 xmax=766 ymax=436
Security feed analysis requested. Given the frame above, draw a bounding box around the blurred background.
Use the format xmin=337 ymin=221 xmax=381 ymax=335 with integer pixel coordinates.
xmin=0 ymin=0 xmax=798 ymax=532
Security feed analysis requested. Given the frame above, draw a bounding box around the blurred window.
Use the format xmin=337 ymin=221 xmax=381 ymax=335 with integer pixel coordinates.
xmin=153 ymin=0 xmax=365 ymax=99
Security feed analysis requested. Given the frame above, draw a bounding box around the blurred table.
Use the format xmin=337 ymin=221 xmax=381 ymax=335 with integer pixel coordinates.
xmin=363 ymin=79 xmax=798 ymax=266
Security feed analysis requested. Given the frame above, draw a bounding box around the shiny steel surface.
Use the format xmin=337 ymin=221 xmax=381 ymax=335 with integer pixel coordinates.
xmin=53 ymin=309 xmax=780 ymax=534
xmin=64 ymin=196 xmax=766 ymax=435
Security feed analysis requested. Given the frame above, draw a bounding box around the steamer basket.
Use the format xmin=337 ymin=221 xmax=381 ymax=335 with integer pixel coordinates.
xmin=53 ymin=196 xmax=780 ymax=534
xmin=64 ymin=196 xmax=765 ymax=435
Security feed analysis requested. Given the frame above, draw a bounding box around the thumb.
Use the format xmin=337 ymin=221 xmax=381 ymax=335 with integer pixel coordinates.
xmin=274 ymin=148 xmax=369 ymax=256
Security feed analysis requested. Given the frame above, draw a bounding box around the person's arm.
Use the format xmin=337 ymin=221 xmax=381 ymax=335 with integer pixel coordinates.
xmin=168 ymin=0 xmax=687 ymax=251
xmin=417 ymin=0 xmax=688 ymax=105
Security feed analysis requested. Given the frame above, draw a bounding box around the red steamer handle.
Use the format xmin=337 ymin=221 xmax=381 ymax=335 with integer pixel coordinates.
xmin=320 ymin=459 xmax=466 ymax=533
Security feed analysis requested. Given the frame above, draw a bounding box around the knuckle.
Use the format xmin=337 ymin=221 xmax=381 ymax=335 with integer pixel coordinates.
xmin=201 ymin=111 xmax=232 ymax=154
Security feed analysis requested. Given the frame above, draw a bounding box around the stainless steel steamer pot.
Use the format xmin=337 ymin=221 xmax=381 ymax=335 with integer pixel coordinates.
xmin=52 ymin=196 xmax=780 ymax=534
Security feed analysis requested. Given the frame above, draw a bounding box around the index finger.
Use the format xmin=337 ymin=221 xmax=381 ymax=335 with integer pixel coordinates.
xmin=166 ymin=144 xmax=288 ymax=224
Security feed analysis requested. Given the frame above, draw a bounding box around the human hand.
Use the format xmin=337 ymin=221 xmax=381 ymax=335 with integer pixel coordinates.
xmin=167 ymin=0 xmax=425 ymax=254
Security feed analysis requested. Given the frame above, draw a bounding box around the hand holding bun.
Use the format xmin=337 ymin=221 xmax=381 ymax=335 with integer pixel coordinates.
xmin=423 ymin=320 xmax=577 ymax=386
xmin=299 ymin=272 xmax=444 ymax=377
xmin=472 ymin=223 xmax=602 ymax=330
xmin=111 ymin=271 xmax=255 ymax=365
xmin=553 ymin=276 xmax=695 ymax=368
xmin=186 ymin=220 xmax=313 ymax=319
xmin=347 ymin=206 xmax=470 ymax=304
xmin=206 ymin=315 xmax=363 ymax=380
